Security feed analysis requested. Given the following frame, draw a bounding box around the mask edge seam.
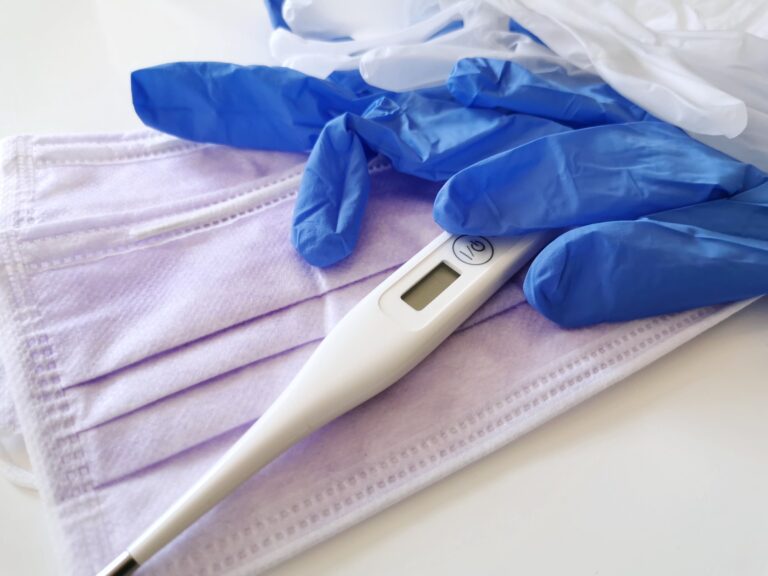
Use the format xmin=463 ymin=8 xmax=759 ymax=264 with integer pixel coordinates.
xmin=0 ymin=144 xmax=110 ymax=574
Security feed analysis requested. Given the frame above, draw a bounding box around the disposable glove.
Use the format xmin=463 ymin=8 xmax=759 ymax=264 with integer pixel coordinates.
xmin=432 ymin=60 xmax=768 ymax=326
xmin=131 ymin=63 xmax=391 ymax=152
xmin=131 ymin=58 xmax=767 ymax=326
xmin=435 ymin=125 xmax=768 ymax=325
xmin=131 ymin=57 xmax=661 ymax=266
xmin=133 ymin=60 xmax=613 ymax=265
xmin=522 ymin=183 xmax=768 ymax=326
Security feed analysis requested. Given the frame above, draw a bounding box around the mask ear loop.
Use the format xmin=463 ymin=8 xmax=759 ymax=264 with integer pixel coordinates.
xmin=0 ymin=365 xmax=36 ymax=488
xmin=0 ymin=432 xmax=38 ymax=490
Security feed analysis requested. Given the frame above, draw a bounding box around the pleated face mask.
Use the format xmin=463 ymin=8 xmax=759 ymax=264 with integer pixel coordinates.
xmin=0 ymin=131 xmax=749 ymax=576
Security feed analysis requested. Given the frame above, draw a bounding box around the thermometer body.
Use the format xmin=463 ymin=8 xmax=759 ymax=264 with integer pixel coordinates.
xmin=97 ymin=232 xmax=551 ymax=576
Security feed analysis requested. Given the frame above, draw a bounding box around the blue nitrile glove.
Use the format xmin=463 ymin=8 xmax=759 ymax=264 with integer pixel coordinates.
xmin=132 ymin=61 xmax=593 ymax=266
xmin=433 ymin=122 xmax=766 ymax=235
xmin=435 ymin=124 xmax=768 ymax=326
xmin=130 ymin=59 xmax=652 ymax=266
xmin=291 ymin=89 xmax=569 ymax=265
xmin=521 ymin=183 xmax=768 ymax=326
xmin=431 ymin=60 xmax=768 ymax=327
xmin=291 ymin=58 xmax=656 ymax=266
xmin=132 ymin=57 xmax=768 ymax=326
xmin=131 ymin=63 xmax=392 ymax=152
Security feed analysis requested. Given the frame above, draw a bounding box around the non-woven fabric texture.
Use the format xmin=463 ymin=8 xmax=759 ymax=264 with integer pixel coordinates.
xmin=0 ymin=131 xmax=750 ymax=576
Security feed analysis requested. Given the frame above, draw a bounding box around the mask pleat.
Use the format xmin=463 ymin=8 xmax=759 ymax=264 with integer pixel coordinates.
xmin=24 ymin=161 xmax=442 ymax=419
xmin=78 ymin=278 xmax=531 ymax=487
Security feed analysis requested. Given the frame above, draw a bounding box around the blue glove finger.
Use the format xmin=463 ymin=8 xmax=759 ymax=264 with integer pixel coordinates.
xmin=292 ymin=114 xmax=371 ymax=267
xmin=434 ymin=121 xmax=768 ymax=236
xmin=524 ymin=181 xmax=768 ymax=327
xmin=354 ymin=91 xmax=569 ymax=181
xmin=292 ymin=94 xmax=570 ymax=266
xmin=131 ymin=63 xmax=390 ymax=151
xmin=448 ymin=58 xmax=652 ymax=126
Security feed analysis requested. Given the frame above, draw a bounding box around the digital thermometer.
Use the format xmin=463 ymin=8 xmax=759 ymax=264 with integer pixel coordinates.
xmin=97 ymin=231 xmax=551 ymax=576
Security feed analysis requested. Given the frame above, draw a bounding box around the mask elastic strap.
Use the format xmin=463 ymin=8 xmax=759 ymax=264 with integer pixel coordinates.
xmin=0 ymin=432 xmax=37 ymax=490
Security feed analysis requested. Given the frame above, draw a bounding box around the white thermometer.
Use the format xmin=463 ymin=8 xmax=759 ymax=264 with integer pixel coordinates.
xmin=97 ymin=231 xmax=551 ymax=576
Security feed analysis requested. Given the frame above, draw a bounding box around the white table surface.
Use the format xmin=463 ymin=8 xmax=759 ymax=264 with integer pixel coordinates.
xmin=2 ymin=2 xmax=767 ymax=575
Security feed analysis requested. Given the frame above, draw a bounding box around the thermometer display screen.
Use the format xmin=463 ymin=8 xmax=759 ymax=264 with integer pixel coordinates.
xmin=401 ymin=262 xmax=460 ymax=311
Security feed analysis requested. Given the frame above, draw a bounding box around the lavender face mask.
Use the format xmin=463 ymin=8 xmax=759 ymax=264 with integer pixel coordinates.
xmin=0 ymin=131 xmax=748 ymax=576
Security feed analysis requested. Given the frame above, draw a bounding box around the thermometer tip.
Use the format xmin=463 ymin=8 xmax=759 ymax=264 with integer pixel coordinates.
xmin=95 ymin=551 xmax=139 ymax=576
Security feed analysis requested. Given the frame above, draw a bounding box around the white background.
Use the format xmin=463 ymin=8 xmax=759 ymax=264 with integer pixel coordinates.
xmin=1 ymin=2 xmax=767 ymax=575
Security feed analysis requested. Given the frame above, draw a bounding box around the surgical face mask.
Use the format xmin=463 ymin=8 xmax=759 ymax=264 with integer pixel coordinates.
xmin=0 ymin=131 xmax=748 ymax=576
